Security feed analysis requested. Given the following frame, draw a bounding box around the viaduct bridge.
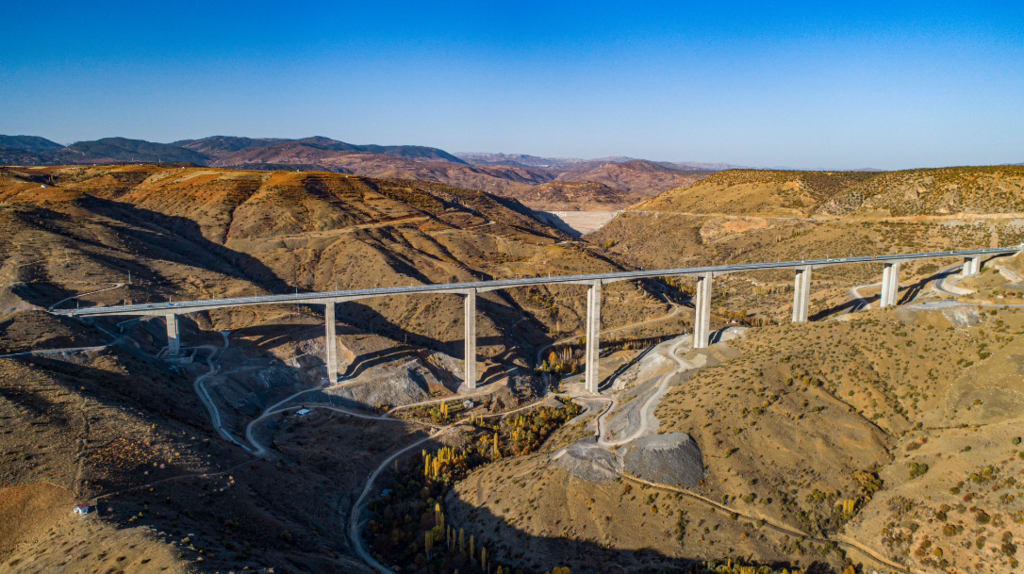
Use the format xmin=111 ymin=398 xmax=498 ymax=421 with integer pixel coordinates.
xmin=52 ymin=247 xmax=1019 ymax=394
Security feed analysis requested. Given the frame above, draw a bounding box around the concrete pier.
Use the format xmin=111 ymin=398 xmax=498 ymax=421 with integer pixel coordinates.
xmin=880 ymin=262 xmax=901 ymax=308
xmin=52 ymin=247 xmax=1021 ymax=398
xmin=165 ymin=314 xmax=180 ymax=356
xmin=792 ymin=266 xmax=812 ymax=323
xmin=693 ymin=272 xmax=712 ymax=349
xmin=963 ymin=255 xmax=982 ymax=277
xmin=325 ymin=302 xmax=338 ymax=384
xmin=463 ymin=288 xmax=477 ymax=390
xmin=584 ymin=280 xmax=602 ymax=393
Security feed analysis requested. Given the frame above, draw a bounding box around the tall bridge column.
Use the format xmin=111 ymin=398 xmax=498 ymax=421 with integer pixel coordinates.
xmin=963 ymin=256 xmax=982 ymax=277
xmin=165 ymin=314 xmax=180 ymax=357
xmin=325 ymin=301 xmax=338 ymax=385
xmin=694 ymin=272 xmax=713 ymax=349
xmin=792 ymin=266 xmax=812 ymax=323
xmin=880 ymin=262 xmax=901 ymax=308
xmin=584 ymin=280 xmax=602 ymax=393
xmin=463 ymin=288 xmax=477 ymax=390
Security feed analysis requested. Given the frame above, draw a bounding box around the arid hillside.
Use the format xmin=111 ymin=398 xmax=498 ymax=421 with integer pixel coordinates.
xmin=446 ymin=300 xmax=1024 ymax=574
xmin=557 ymin=160 xmax=713 ymax=198
xmin=1 ymin=135 xmax=721 ymax=209
xmin=210 ymin=148 xmax=714 ymax=209
xmin=629 ymin=166 xmax=1024 ymax=218
xmin=0 ymin=165 xmax=678 ymax=360
xmin=0 ymin=309 xmax=422 ymax=573
xmin=6 ymin=162 xmax=1024 ymax=574
xmin=824 ymin=165 xmax=1024 ymax=216
xmin=514 ymin=180 xmax=636 ymax=211
xmin=0 ymin=163 xmax=697 ymax=573
xmin=591 ymin=165 xmax=1024 ymax=326
xmin=631 ymin=169 xmax=877 ymax=217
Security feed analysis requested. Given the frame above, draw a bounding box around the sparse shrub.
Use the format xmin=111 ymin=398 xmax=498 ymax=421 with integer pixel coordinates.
xmin=908 ymin=462 xmax=929 ymax=479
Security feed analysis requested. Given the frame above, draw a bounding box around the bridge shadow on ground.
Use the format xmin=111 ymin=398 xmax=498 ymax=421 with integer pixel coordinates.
xmin=809 ymin=265 xmax=963 ymax=321
xmin=339 ymin=345 xmax=420 ymax=381
xmin=74 ymin=196 xmax=291 ymax=293
xmin=227 ymin=321 xmax=325 ymax=354
xmin=12 ymin=346 xmax=408 ymax=573
xmin=335 ymin=300 xmax=546 ymax=368
xmin=365 ymin=447 xmax=836 ymax=574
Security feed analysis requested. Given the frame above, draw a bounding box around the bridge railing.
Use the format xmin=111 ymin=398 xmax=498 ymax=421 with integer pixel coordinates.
xmin=52 ymin=245 xmax=1022 ymax=393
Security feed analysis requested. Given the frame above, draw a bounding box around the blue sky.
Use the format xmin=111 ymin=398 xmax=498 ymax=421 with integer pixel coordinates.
xmin=1 ymin=1 xmax=1022 ymax=169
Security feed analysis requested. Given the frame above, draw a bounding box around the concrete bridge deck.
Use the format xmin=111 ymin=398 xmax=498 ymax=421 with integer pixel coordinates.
xmin=50 ymin=246 xmax=1021 ymax=393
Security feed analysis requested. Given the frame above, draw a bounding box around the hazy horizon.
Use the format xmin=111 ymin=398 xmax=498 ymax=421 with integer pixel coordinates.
xmin=2 ymin=1 xmax=1022 ymax=170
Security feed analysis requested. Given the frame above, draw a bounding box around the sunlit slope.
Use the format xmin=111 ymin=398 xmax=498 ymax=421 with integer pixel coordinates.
xmin=0 ymin=165 xmax=673 ymax=359
xmin=825 ymin=165 xmax=1024 ymax=216
xmin=632 ymin=170 xmax=876 ymax=217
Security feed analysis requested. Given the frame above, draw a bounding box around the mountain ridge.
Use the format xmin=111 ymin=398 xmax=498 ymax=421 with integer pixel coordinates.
xmin=0 ymin=135 xmax=65 ymax=153
xmin=0 ymin=134 xmax=729 ymax=208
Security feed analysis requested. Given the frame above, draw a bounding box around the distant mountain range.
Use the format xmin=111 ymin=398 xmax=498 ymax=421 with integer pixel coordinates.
xmin=0 ymin=134 xmax=738 ymax=208
xmin=456 ymin=152 xmax=737 ymax=173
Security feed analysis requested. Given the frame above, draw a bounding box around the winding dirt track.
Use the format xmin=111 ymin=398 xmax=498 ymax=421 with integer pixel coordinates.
xmin=192 ymin=335 xmax=252 ymax=451
xmin=620 ymin=474 xmax=914 ymax=574
xmin=596 ymin=334 xmax=692 ymax=447
xmin=47 ymin=282 xmax=124 ymax=311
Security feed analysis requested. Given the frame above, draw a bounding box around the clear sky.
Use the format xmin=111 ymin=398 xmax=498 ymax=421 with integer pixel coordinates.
xmin=1 ymin=1 xmax=1022 ymax=169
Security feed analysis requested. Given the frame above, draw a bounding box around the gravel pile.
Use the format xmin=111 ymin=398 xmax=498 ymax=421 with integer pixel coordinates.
xmin=329 ymin=357 xmax=433 ymax=408
xmin=551 ymin=439 xmax=619 ymax=482
xmin=552 ymin=433 xmax=704 ymax=487
xmin=616 ymin=433 xmax=704 ymax=487
xmin=940 ymin=306 xmax=982 ymax=327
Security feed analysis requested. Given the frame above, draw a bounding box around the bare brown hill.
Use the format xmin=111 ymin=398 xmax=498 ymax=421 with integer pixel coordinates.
xmin=631 ymin=166 xmax=1024 ymax=219
xmin=3 ymin=134 xmax=727 ymax=209
xmin=513 ymin=180 xmax=635 ymax=211
xmin=824 ymin=164 xmax=1024 ymax=216
xmin=558 ymin=159 xmax=712 ymax=197
xmin=182 ymin=135 xmax=467 ymax=164
xmin=447 ymin=306 xmax=1024 ymax=574
xmin=588 ymin=165 xmax=1024 ymax=328
xmin=5 ymin=162 xmax=1024 ymax=574
xmin=633 ymin=169 xmax=876 ymax=216
xmin=181 ymin=137 xmax=706 ymax=203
